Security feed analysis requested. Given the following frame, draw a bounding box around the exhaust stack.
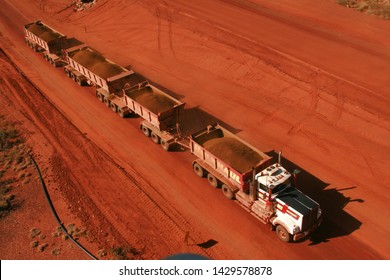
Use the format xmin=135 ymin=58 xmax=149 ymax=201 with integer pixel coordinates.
xmin=249 ymin=167 xmax=257 ymax=201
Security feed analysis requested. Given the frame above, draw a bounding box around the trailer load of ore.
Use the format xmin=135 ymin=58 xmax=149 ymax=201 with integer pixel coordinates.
xmin=70 ymin=49 xmax=124 ymax=79
xmin=27 ymin=22 xmax=62 ymax=41
xmin=126 ymin=86 xmax=178 ymax=114
xmin=203 ymin=135 xmax=263 ymax=173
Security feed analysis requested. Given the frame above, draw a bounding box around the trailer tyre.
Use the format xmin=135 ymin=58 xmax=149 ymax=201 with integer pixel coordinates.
xmin=141 ymin=125 xmax=151 ymax=137
xmin=117 ymin=108 xmax=126 ymax=118
xmin=64 ymin=68 xmax=71 ymax=78
xmin=111 ymin=103 xmax=117 ymax=112
xmin=161 ymin=140 xmax=171 ymax=151
xmin=276 ymin=225 xmax=291 ymax=242
xmin=104 ymin=97 xmax=111 ymax=107
xmin=96 ymin=92 xmax=103 ymax=102
xmin=151 ymin=132 xmax=160 ymax=144
xmin=222 ymin=184 xmax=235 ymax=200
xmin=207 ymin=173 xmax=219 ymax=188
xmin=193 ymin=163 xmax=205 ymax=178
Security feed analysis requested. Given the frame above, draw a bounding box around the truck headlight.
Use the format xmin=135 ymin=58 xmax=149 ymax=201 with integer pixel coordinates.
xmin=292 ymin=224 xmax=300 ymax=234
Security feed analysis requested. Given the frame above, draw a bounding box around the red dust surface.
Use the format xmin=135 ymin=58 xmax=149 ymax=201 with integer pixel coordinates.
xmin=0 ymin=0 xmax=389 ymax=259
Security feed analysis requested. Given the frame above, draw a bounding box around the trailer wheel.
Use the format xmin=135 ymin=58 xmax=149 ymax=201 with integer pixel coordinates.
xmin=64 ymin=68 xmax=70 ymax=78
xmin=111 ymin=103 xmax=117 ymax=112
xmin=276 ymin=225 xmax=291 ymax=242
xmin=222 ymin=184 xmax=235 ymax=199
xmin=76 ymin=77 xmax=83 ymax=86
xmin=207 ymin=173 xmax=219 ymax=188
xmin=193 ymin=163 xmax=205 ymax=178
xmin=151 ymin=132 xmax=160 ymax=144
xmin=161 ymin=140 xmax=171 ymax=151
xmin=141 ymin=125 xmax=151 ymax=137
xmin=117 ymin=108 xmax=126 ymax=118
xmin=103 ymin=97 xmax=111 ymax=107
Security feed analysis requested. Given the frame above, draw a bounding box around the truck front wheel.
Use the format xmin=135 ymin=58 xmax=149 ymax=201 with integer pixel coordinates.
xmin=275 ymin=225 xmax=292 ymax=242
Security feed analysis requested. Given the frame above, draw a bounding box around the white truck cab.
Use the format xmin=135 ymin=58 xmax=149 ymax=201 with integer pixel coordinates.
xmin=255 ymin=164 xmax=322 ymax=242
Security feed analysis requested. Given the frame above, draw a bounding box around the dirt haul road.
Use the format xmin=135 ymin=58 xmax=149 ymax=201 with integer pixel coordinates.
xmin=0 ymin=0 xmax=389 ymax=259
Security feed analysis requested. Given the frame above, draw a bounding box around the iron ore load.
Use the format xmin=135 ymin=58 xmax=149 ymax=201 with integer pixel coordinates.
xmin=23 ymin=20 xmax=322 ymax=242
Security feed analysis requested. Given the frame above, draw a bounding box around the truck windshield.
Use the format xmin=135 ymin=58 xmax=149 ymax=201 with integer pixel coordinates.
xmin=271 ymin=179 xmax=291 ymax=194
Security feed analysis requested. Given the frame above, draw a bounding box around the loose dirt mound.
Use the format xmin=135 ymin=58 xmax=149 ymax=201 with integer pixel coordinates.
xmin=70 ymin=49 xmax=123 ymax=78
xmin=27 ymin=23 xmax=61 ymax=41
xmin=203 ymin=137 xmax=262 ymax=173
xmin=70 ymin=50 xmax=105 ymax=68
xmin=90 ymin=62 xmax=123 ymax=79
xmin=129 ymin=87 xmax=177 ymax=114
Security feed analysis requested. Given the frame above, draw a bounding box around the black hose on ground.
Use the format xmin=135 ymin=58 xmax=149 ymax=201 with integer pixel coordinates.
xmin=28 ymin=153 xmax=98 ymax=260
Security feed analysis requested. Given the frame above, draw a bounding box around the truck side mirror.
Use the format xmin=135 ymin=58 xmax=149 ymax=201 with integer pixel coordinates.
xmin=293 ymin=169 xmax=300 ymax=186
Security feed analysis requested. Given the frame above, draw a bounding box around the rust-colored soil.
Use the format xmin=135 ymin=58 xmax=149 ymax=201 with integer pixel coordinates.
xmin=0 ymin=0 xmax=389 ymax=260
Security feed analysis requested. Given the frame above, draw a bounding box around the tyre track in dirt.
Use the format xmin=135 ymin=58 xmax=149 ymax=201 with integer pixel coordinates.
xmin=146 ymin=0 xmax=389 ymax=116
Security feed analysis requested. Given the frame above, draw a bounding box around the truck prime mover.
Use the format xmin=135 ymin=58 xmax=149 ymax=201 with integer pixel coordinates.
xmin=23 ymin=20 xmax=322 ymax=242
xmin=190 ymin=124 xmax=322 ymax=242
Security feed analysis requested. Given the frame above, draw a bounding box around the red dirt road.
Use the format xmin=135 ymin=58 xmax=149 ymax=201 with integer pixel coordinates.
xmin=0 ymin=0 xmax=389 ymax=259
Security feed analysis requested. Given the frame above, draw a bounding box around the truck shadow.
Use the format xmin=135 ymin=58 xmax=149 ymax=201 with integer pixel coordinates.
xmin=266 ymin=151 xmax=363 ymax=245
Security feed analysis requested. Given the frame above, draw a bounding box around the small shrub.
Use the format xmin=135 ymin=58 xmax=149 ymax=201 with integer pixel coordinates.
xmin=30 ymin=228 xmax=41 ymax=238
xmin=51 ymin=248 xmax=61 ymax=256
xmin=110 ymin=247 xmax=128 ymax=260
xmin=16 ymin=155 xmax=23 ymax=164
xmin=30 ymin=240 xmax=39 ymax=248
xmin=37 ymin=243 xmax=48 ymax=252
xmin=52 ymin=226 xmax=63 ymax=237
xmin=4 ymin=194 xmax=14 ymax=202
xmin=0 ymin=198 xmax=10 ymax=210
xmin=67 ymin=223 xmax=75 ymax=232
xmin=0 ymin=184 xmax=11 ymax=195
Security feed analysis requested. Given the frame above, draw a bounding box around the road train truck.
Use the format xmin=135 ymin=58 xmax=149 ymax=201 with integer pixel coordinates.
xmin=190 ymin=124 xmax=322 ymax=242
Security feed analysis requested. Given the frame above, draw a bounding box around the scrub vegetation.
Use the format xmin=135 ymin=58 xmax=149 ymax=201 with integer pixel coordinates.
xmin=337 ymin=0 xmax=390 ymax=19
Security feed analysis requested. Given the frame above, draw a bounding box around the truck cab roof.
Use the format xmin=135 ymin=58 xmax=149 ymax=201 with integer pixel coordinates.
xmin=255 ymin=163 xmax=291 ymax=190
